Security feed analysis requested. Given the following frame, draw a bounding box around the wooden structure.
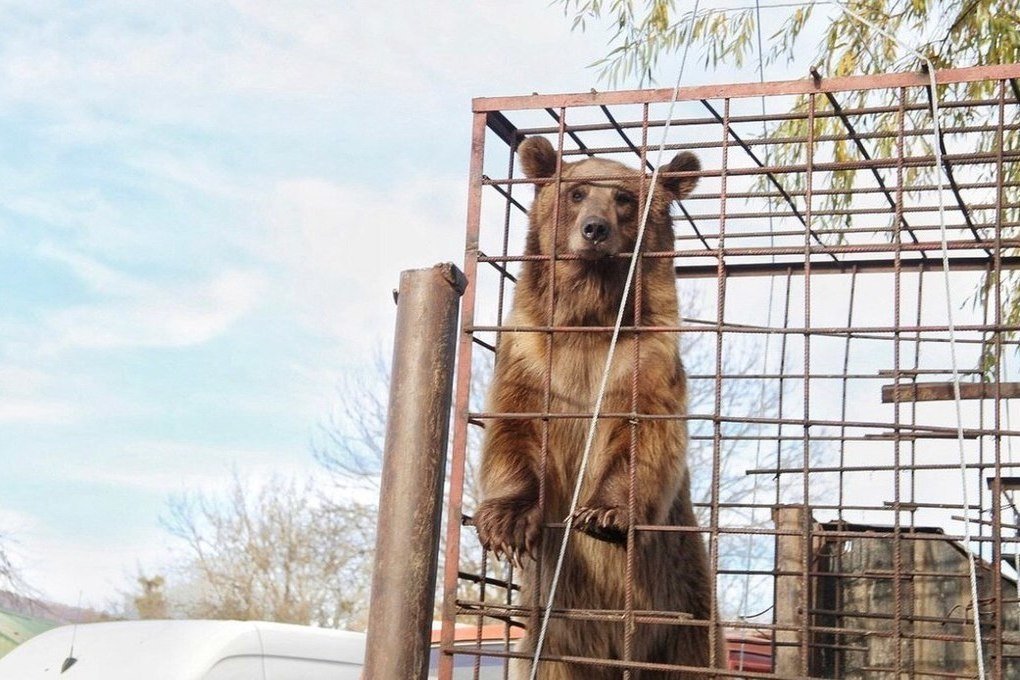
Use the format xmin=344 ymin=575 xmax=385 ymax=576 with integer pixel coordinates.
xmin=776 ymin=508 xmax=1020 ymax=677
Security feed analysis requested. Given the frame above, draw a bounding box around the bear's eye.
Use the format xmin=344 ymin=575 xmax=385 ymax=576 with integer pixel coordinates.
xmin=615 ymin=192 xmax=636 ymax=207
xmin=569 ymin=187 xmax=586 ymax=203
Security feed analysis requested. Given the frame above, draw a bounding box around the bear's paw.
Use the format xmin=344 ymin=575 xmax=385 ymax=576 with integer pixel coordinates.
xmin=572 ymin=505 xmax=628 ymax=545
xmin=474 ymin=496 xmax=543 ymax=566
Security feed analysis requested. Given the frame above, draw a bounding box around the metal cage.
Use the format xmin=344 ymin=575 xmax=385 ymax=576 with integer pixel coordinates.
xmin=437 ymin=64 xmax=1020 ymax=679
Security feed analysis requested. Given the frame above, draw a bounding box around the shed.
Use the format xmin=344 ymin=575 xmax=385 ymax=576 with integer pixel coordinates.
xmin=775 ymin=508 xmax=1020 ymax=677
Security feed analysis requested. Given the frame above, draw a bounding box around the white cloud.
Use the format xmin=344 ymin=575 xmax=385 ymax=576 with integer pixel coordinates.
xmin=0 ymin=400 xmax=77 ymax=425
xmin=3 ymin=187 xmax=127 ymax=243
xmin=0 ymin=360 xmax=158 ymax=427
xmin=13 ymin=526 xmax=173 ymax=607
xmin=0 ymin=365 xmax=50 ymax=394
xmin=0 ymin=508 xmax=44 ymax=537
xmin=0 ymin=0 xmax=751 ymax=611
xmin=0 ymin=1 xmax=608 ymax=130
xmin=36 ymin=242 xmax=146 ymax=297
xmin=58 ymin=439 xmax=315 ymax=496
xmin=34 ymin=245 xmax=266 ymax=353
xmin=256 ymin=175 xmax=467 ymax=354
xmin=0 ymin=365 xmax=79 ymax=425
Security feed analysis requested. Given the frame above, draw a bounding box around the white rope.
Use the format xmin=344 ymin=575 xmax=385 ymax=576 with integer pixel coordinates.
xmin=930 ymin=69 xmax=988 ymax=680
xmin=834 ymin=4 xmax=986 ymax=676
xmin=526 ymin=4 xmax=701 ymax=676
xmin=738 ymin=0 xmax=780 ymax=661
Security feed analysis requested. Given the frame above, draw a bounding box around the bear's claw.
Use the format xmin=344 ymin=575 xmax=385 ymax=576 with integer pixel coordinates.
xmin=572 ymin=505 xmax=627 ymax=544
xmin=474 ymin=496 xmax=542 ymax=566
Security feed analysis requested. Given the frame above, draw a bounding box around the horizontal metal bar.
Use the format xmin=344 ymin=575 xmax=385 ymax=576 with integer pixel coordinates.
xmin=477 ymin=242 xmax=1020 ymax=264
xmin=481 ymin=149 xmax=1020 ymax=187
xmin=473 ymin=64 xmax=1020 ymax=111
xmin=467 ymin=322 xmax=1020 ymax=338
xmin=453 ymin=601 xmax=1005 ymax=644
xmin=465 ymin=411 xmax=1020 ymax=440
xmin=513 ymin=96 xmax=1011 ymax=138
xmin=674 ymin=255 xmax=1020 ymax=278
xmin=748 ymin=461 xmax=1020 ymax=474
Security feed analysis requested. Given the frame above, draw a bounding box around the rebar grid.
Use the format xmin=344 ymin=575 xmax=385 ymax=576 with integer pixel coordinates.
xmin=438 ymin=64 xmax=1020 ymax=679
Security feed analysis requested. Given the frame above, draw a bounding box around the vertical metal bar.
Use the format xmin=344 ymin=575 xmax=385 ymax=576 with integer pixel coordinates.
xmin=622 ymin=103 xmax=652 ymax=679
xmin=771 ymin=267 xmax=795 ymax=667
xmin=709 ymin=95 xmax=731 ymax=675
xmin=365 ymin=262 xmax=466 ymax=680
xmin=909 ymin=264 xmax=923 ymax=534
xmin=834 ymin=264 xmax=857 ymax=675
xmin=497 ymin=134 xmax=518 ymax=680
xmin=495 ymin=133 xmax=519 ymax=352
xmin=800 ymin=90 xmax=816 ymax=677
xmin=891 ymin=85 xmax=906 ymax=679
xmin=991 ymin=77 xmax=1007 ymax=680
xmin=978 ymin=270 xmax=993 ymax=676
xmin=528 ymin=109 xmax=568 ymax=678
xmin=487 ymin=126 xmax=519 ymax=680
xmin=438 ymin=111 xmax=487 ymax=680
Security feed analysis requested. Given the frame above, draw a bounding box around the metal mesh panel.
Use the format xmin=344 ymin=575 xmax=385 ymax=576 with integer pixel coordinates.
xmin=437 ymin=64 xmax=1020 ymax=679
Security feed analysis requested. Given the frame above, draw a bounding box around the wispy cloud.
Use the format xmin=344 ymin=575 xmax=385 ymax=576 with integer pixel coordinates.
xmin=58 ymin=439 xmax=311 ymax=495
xmin=32 ymin=245 xmax=265 ymax=353
xmin=0 ymin=1 xmax=607 ymax=129
xmin=255 ymin=175 xmax=466 ymax=352
xmin=12 ymin=525 xmax=173 ymax=607
xmin=36 ymin=242 xmax=146 ymax=297
xmin=0 ymin=365 xmax=79 ymax=425
xmin=0 ymin=508 xmax=42 ymax=537
xmin=0 ymin=400 xmax=77 ymax=425
xmin=0 ymin=0 xmax=615 ymax=609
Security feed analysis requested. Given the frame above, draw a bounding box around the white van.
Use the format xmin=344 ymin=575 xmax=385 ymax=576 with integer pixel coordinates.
xmin=0 ymin=619 xmax=365 ymax=679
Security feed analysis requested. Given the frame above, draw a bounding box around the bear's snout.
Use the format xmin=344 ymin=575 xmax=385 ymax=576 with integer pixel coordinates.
xmin=581 ymin=216 xmax=611 ymax=244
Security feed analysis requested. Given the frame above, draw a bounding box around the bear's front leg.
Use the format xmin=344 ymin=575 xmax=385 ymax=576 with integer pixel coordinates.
xmin=573 ymin=365 xmax=687 ymax=545
xmin=571 ymin=421 xmax=632 ymax=544
xmin=477 ymin=364 xmax=545 ymax=564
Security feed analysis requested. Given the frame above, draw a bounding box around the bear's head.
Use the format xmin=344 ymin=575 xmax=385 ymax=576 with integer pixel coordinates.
xmin=518 ymin=136 xmax=699 ymax=262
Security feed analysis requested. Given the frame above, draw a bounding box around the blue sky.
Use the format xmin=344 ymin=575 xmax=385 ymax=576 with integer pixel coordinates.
xmin=2 ymin=0 xmax=1011 ymax=616
xmin=0 ymin=0 xmax=649 ymax=607
xmin=0 ymin=1 xmax=846 ymax=607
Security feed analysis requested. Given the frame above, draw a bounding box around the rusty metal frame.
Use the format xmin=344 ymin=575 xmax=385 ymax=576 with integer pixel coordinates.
xmin=437 ymin=63 xmax=1020 ymax=679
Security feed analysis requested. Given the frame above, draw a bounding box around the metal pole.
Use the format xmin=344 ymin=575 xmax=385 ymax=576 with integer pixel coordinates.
xmin=363 ymin=262 xmax=466 ymax=680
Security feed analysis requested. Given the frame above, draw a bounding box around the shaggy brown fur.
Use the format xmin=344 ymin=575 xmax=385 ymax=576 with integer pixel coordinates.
xmin=474 ymin=136 xmax=720 ymax=679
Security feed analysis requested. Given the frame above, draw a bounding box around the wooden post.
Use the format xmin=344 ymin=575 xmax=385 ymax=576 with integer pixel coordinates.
xmin=774 ymin=505 xmax=811 ymax=677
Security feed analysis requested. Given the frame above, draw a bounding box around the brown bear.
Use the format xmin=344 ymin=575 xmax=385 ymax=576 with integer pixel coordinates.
xmin=473 ymin=136 xmax=719 ymax=679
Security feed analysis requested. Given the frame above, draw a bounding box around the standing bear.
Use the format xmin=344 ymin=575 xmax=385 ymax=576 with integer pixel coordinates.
xmin=473 ymin=136 xmax=718 ymax=680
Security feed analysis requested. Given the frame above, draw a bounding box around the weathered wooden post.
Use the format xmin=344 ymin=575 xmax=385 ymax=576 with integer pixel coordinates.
xmin=363 ymin=262 xmax=466 ymax=680
xmin=774 ymin=504 xmax=811 ymax=677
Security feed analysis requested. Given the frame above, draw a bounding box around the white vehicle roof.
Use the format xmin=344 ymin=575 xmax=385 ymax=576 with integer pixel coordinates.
xmin=0 ymin=619 xmax=365 ymax=680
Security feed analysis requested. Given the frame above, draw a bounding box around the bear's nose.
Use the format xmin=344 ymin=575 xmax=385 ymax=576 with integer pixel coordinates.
xmin=581 ymin=218 xmax=610 ymax=244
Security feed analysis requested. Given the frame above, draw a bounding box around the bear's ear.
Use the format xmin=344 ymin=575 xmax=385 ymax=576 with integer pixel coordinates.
xmin=658 ymin=151 xmax=700 ymax=200
xmin=518 ymin=136 xmax=558 ymax=179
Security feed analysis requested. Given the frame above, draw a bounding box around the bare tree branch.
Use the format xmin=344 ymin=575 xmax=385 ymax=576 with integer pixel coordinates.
xmin=160 ymin=473 xmax=374 ymax=630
